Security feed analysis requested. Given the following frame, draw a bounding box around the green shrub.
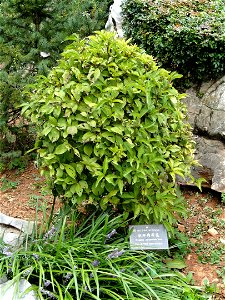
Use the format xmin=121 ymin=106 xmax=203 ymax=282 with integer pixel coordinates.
xmin=22 ymin=31 xmax=198 ymax=231
xmin=0 ymin=211 xmax=209 ymax=299
xmin=122 ymin=0 xmax=225 ymax=87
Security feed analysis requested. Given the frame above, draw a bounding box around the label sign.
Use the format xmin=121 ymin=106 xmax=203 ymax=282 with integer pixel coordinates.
xmin=129 ymin=224 xmax=169 ymax=250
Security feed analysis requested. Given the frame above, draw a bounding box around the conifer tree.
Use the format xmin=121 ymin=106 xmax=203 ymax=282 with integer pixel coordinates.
xmin=0 ymin=0 xmax=111 ymax=169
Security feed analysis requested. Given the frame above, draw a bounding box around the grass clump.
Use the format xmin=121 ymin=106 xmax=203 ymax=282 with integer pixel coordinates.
xmin=0 ymin=210 xmax=210 ymax=299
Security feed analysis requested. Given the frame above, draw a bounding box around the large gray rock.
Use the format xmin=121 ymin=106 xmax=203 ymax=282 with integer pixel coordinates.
xmin=0 ymin=279 xmax=37 ymax=300
xmin=105 ymin=0 xmax=124 ymax=38
xmin=191 ymin=136 xmax=225 ymax=192
xmin=0 ymin=213 xmax=34 ymax=248
xmin=196 ymin=77 xmax=225 ymax=138
xmin=0 ymin=213 xmax=34 ymax=234
xmin=0 ymin=215 xmax=37 ymax=299
xmin=183 ymin=77 xmax=225 ymax=192
xmin=0 ymin=224 xmax=24 ymax=247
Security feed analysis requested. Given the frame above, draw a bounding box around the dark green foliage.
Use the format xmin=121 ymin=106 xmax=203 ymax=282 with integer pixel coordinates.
xmin=0 ymin=211 xmax=209 ymax=299
xmin=122 ymin=0 xmax=225 ymax=87
xmin=0 ymin=0 xmax=112 ymax=169
xmin=22 ymin=31 xmax=198 ymax=231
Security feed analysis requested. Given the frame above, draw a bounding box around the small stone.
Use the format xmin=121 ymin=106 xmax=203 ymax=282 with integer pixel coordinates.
xmin=208 ymin=228 xmax=219 ymax=237
xmin=178 ymin=224 xmax=185 ymax=232
xmin=220 ymin=238 xmax=225 ymax=244
xmin=187 ymin=254 xmax=192 ymax=261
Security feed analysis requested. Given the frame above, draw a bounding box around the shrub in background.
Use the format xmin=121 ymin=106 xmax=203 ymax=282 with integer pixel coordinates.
xmin=0 ymin=0 xmax=112 ymax=170
xmin=122 ymin=0 xmax=225 ymax=87
xmin=0 ymin=211 xmax=209 ymax=299
xmin=22 ymin=31 xmax=198 ymax=231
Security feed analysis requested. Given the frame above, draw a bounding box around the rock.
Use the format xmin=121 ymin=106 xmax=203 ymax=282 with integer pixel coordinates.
xmin=0 ymin=215 xmax=37 ymax=299
xmin=207 ymin=228 xmax=219 ymax=237
xmin=0 ymin=275 xmax=8 ymax=285
xmin=0 ymin=224 xmax=24 ymax=247
xmin=220 ymin=238 xmax=225 ymax=244
xmin=183 ymin=78 xmax=225 ymax=193
xmin=40 ymin=51 xmax=50 ymax=58
xmin=0 ymin=279 xmax=37 ymax=300
xmin=211 ymin=278 xmax=220 ymax=283
xmin=187 ymin=254 xmax=192 ymax=261
xmin=0 ymin=213 xmax=34 ymax=234
xmin=0 ymin=213 xmax=34 ymax=248
xmin=191 ymin=136 xmax=225 ymax=192
xmin=105 ymin=0 xmax=124 ymax=38
xmin=196 ymin=77 xmax=225 ymax=139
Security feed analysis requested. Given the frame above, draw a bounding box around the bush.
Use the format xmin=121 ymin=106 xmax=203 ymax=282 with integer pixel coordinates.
xmin=22 ymin=31 xmax=198 ymax=231
xmin=122 ymin=0 xmax=225 ymax=87
xmin=0 ymin=211 xmax=209 ymax=299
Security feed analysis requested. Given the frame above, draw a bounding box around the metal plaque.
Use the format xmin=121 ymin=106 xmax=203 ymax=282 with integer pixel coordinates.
xmin=129 ymin=224 xmax=169 ymax=250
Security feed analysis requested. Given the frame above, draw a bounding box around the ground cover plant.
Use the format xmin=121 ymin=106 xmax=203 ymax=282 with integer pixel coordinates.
xmin=22 ymin=31 xmax=201 ymax=232
xmin=0 ymin=210 xmax=210 ymax=299
xmin=122 ymin=0 xmax=225 ymax=88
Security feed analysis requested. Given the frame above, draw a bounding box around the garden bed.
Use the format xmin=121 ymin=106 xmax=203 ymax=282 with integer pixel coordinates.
xmin=0 ymin=163 xmax=225 ymax=298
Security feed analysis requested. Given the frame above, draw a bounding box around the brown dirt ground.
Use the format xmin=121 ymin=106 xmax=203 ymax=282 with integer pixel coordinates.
xmin=0 ymin=163 xmax=225 ymax=298
xmin=0 ymin=162 xmax=61 ymax=221
xmin=181 ymin=187 xmax=225 ymax=299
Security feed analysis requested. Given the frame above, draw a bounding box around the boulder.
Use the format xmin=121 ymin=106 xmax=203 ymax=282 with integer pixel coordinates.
xmin=0 ymin=213 xmax=34 ymax=234
xmin=192 ymin=136 xmax=225 ymax=192
xmin=183 ymin=77 xmax=225 ymax=192
xmin=0 ymin=213 xmax=34 ymax=248
xmin=0 ymin=279 xmax=37 ymax=300
xmin=105 ymin=0 xmax=124 ymax=38
xmin=0 ymin=214 xmax=36 ymax=299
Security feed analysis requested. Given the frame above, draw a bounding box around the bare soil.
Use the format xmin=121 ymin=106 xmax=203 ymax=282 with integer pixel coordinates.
xmin=0 ymin=163 xmax=225 ymax=298
xmin=181 ymin=187 xmax=225 ymax=298
xmin=0 ymin=162 xmax=61 ymax=221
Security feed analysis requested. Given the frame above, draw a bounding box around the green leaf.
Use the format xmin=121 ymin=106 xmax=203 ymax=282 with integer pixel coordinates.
xmin=55 ymin=143 xmax=68 ymax=155
xmin=82 ymin=132 xmax=96 ymax=142
xmin=64 ymin=164 xmax=76 ymax=178
xmin=103 ymin=157 xmax=108 ymax=174
xmin=79 ymin=180 xmax=88 ymax=189
xmin=108 ymin=126 xmax=123 ymax=135
xmin=166 ymin=259 xmax=186 ymax=269
xmin=94 ymin=68 xmax=101 ymax=82
xmin=67 ymin=126 xmax=77 ymax=136
xmin=123 ymin=167 xmax=133 ymax=178
xmin=75 ymin=183 xmax=83 ymax=196
xmin=56 ymin=168 xmax=64 ymax=178
xmin=58 ymin=118 xmax=67 ymax=129
xmin=96 ymin=173 xmax=104 ymax=186
xmin=105 ymin=174 xmax=117 ymax=185
xmin=75 ymin=163 xmax=84 ymax=174
xmin=117 ymin=179 xmax=123 ymax=194
xmin=48 ymin=128 xmax=60 ymax=142
xmin=133 ymin=204 xmax=141 ymax=219
xmin=53 ymin=106 xmax=61 ymax=118
xmin=49 ymin=116 xmax=57 ymax=126
xmin=84 ymin=144 xmax=93 ymax=156
xmin=42 ymin=125 xmax=52 ymax=136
